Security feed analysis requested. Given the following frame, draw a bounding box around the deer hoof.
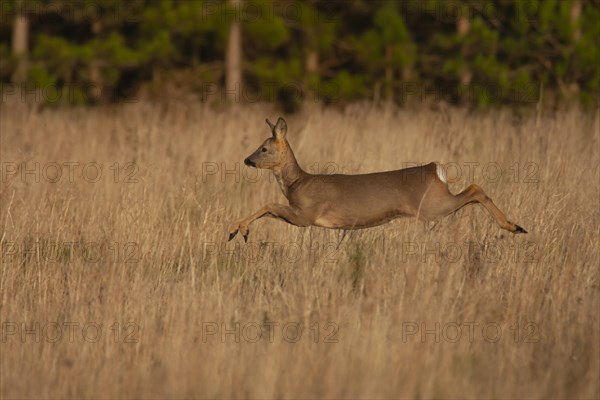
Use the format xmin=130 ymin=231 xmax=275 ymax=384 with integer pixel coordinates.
xmin=228 ymin=222 xmax=249 ymax=241
xmin=239 ymin=225 xmax=249 ymax=242
xmin=514 ymin=224 xmax=528 ymax=234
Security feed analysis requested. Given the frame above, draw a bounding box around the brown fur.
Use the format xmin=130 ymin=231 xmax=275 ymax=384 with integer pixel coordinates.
xmin=229 ymin=117 xmax=526 ymax=241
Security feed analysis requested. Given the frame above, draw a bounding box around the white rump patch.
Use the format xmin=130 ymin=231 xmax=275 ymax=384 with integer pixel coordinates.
xmin=435 ymin=162 xmax=447 ymax=183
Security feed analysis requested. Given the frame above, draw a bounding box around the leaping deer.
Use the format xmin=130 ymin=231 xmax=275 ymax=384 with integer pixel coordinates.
xmin=228 ymin=117 xmax=527 ymax=242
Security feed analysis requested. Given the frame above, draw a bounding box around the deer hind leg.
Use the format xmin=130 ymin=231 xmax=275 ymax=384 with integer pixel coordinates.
xmin=446 ymin=184 xmax=527 ymax=234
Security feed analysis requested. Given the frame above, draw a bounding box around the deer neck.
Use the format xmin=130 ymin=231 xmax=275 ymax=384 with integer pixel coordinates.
xmin=272 ymin=146 xmax=305 ymax=198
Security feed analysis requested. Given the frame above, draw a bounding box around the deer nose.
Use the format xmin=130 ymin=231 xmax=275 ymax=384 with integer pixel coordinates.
xmin=244 ymin=158 xmax=256 ymax=167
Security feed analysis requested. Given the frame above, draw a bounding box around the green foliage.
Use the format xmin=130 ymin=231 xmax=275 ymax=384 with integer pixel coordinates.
xmin=2 ymin=0 xmax=597 ymax=106
xmin=330 ymin=71 xmax=365 ymax=101
xmin=346 ymin=242 xmax=367 ymax=292
xmin=244 ymin=1 xmax=289 ymax=50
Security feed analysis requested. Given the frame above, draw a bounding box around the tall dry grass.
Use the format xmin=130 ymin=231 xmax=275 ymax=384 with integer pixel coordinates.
xmin=1 ymin=101 xmax=598 ymax=399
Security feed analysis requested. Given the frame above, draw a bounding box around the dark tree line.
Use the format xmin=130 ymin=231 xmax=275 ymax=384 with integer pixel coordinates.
xmin=0 ymin=0 xmax=598 ymax=108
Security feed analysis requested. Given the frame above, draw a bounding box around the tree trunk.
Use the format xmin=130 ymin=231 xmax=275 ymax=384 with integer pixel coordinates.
xmin=457 ymin=5 xmax=472 ymax=86
xmin=304 ymin=48 xmax=318 ymax=101
xmin=226 ymin=0 xmax=242 ymax=102
xmin=12 ymin=0 xmax=29 ymax=83
xmin=570 ymin=0 xmax=582 ymax=42
xmin=90 ymin=19 xmax=103 ymax=102
xmin=566 ymin=0 xmax=582 ymax=95
xmin=385 ymin=45 xmax=393 ymax=104
xmin=306 ymin=50 xmax=318 ymax=75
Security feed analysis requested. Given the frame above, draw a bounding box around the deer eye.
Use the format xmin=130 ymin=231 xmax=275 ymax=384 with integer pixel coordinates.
xmin=261 ymin=147 xmax=267 ymax=152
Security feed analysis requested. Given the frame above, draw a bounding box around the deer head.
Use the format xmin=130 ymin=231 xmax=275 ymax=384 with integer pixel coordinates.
xmin=244 ymin=117 xmax=291 ymax=170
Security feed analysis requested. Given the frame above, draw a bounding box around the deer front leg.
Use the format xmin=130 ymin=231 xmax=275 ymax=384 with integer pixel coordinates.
xmin=228 ymin=203 xmax=309 ymax=242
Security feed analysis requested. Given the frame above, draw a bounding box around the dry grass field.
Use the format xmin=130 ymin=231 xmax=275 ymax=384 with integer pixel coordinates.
xmin=1 ymin=100 xmax=599 ymax=399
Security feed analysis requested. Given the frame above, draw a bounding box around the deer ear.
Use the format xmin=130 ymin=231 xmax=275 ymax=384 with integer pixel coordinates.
xmin=265 ymin=118 xmax=275 ymax=131
xmin=273 ymin=117 xmax=287 ymax=140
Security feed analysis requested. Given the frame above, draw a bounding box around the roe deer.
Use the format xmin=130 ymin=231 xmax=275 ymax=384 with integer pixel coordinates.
xmin=228 ymin=117 xmax=527 ymax=241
